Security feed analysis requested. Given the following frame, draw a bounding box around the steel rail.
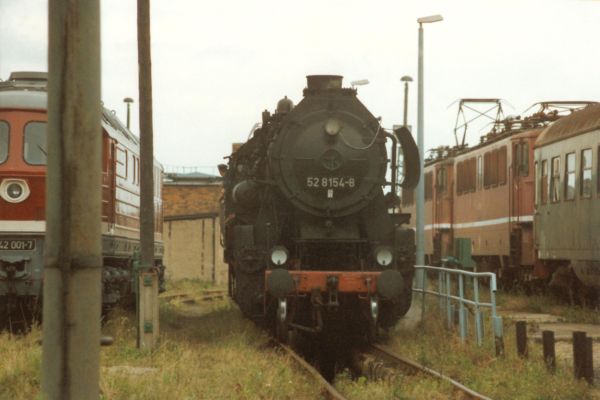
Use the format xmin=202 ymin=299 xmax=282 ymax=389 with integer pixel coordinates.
xmin=367 ymin=344 xmax=493 ymax=400
xmin=275 ymin=341 xmax=348 ymax=400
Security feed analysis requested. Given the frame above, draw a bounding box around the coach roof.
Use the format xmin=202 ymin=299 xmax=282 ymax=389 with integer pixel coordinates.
xmin=536 ymin=103 xmax=600 ymax=148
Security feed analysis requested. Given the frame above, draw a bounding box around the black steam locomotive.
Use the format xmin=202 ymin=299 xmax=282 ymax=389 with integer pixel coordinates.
xmin=221 ymin=75 xmax=420 ymax=341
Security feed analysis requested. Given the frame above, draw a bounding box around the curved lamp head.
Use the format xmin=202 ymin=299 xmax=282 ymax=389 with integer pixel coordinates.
xmin=400 ymin=76 xmax=413 ymax=83
xmin=417 ymin=15 xmax=443 ymax=24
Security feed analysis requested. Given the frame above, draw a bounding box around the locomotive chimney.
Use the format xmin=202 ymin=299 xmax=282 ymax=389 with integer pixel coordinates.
xmin=306 ymin=75 xmax=343 ymax=91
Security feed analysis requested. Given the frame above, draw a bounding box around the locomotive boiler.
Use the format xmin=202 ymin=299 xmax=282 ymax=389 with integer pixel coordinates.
xmin=222 ymin=75 xmax=420 ymax=340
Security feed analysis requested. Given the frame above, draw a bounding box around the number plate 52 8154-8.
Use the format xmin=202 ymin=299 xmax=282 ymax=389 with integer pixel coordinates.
xmin=0 ymin=240 xmax=36 ymax=251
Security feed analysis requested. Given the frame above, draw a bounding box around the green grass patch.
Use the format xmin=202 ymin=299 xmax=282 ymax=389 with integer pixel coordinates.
xmin=0 ymin=280 xmax=322 ymax=400
xmin=379 ymin=298 xmax=593 ymax=400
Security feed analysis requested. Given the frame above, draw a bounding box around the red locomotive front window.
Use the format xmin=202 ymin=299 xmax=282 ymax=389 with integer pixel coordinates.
xmin=24 ymin=121 xmax=47 ymax=165
xmin=0 ymin=121 xmax=8 ymax=164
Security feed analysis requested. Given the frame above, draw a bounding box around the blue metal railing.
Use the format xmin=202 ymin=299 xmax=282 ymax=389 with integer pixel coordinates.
xmin=413 ymin=265 xmax=504 ymax=355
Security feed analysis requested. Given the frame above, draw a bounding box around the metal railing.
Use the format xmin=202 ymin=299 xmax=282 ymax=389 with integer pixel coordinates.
xmin=413 ymin=265 xmax=504 ymax=355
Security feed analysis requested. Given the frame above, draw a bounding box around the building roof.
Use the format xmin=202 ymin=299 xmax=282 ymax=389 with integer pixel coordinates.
xmin=536 ymin=104 xmax=600 ymax=148
xmin=164 ymin=171 xmax=222 ymax=185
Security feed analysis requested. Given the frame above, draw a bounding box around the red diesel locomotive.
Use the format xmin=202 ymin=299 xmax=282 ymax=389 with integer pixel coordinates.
xmin=0 ymin=71 xmax=165 ymax=328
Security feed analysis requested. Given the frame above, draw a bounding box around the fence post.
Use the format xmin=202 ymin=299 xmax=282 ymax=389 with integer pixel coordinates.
xmin=542 ymin=330 xmax=556 ymax=373
xmin=516 ymin=321 xmax=528 ymax=357
xmin=573 ymin=331 xmax=587 ymax=381
xmin=493 ymin=316 xmax=504 ymax=356
xmin=445 ymin=272 xmax=452 ymax=330
xmin=584 ymin=337 xmax=594 ymax=385
xmin=458 ymin=274 xmax=466 ymax=342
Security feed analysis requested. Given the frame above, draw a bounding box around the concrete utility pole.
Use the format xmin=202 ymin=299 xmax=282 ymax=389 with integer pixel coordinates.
xmin=43 ymin=1 xmax=102 ymax=399
xmin=137 ymin=0 xmax=159 ymax=349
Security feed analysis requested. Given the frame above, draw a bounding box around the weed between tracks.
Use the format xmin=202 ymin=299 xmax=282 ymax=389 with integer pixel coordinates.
xmin=334 ymin=295 xmax=593 ymax=400
xmin=0 ymin=280 xmax=322 ymax=400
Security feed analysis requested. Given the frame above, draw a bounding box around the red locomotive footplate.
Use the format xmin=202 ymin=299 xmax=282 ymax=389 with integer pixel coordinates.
xmin=265 ymin=270 xmax=380 ymax=294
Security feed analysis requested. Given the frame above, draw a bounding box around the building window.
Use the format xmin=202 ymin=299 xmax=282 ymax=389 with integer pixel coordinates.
xmin=23 ymin=122 xmax=47 ymax=165
xmin=477 ymin=155 xmax=483 ymax=190
xmin=540 ymin=159 xmax=548 ymax=204
xmin=0 ymin=121 xmax=8 ymax=164
xmin=425 ymin=171 xmax=433 ymax=201
xmin=550 ymin=156 xmax=560 ymax=203
xmin=565 ymin=152 xmax=575 ymax=200
xmin=581 ymin=149 xmax=592 ymax=198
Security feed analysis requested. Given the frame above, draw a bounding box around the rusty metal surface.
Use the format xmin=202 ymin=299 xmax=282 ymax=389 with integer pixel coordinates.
xmin=536 ymin=103 xmax=600 ymax=148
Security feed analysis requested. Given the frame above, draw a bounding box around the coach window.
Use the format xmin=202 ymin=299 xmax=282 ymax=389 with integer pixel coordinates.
xmin=565 ymin=152 xmax=576 ymax=200
xmin=402 ymin=188 xmax=414 ymax=205
xmin=436 ymin=167 xmax=447 ymax=194
xmin=483 ymin=153 xmax=490 ymax=188
xmin=581 ymin=149 xmax=592 ymax=198
xmin=498 ymin=146 xmax=507 ymax=185
xmin=425 ymin=171 xmax=433 ymax=200
xmin=23 ymin=122 xmax=47 ymax=165
xmin=550 ymin=156 xmax=560 ymax=203
xmin=116 ymin=147 xmax=127 ymax=178
xmin=540 ymin=159 xmax=548 ymax=204
xmin=0 ymin=121 xmax=8 ymax=164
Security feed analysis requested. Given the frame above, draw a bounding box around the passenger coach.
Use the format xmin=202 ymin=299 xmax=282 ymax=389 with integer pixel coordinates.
xmin=535 ymin=104 xmax=600 ymax=290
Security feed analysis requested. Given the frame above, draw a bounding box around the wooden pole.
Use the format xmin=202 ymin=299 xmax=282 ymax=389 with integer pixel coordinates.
xmin=542 ymin=330 xmax=556 ymax=373
xmin=43 ymin=1 xmax=102 ymax=398
xmin=516 ymin=321 xmax=528 ymax=358
xmin=137 ymin=0 xmax=158 ymax=349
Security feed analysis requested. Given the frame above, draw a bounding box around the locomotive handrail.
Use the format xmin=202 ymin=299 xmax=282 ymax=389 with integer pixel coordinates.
xmin=413 ymin=265 xmax=504 ymax=355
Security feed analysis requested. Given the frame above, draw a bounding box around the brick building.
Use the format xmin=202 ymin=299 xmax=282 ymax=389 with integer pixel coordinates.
xmin=162 ymin=170 xmax=227 ymax=284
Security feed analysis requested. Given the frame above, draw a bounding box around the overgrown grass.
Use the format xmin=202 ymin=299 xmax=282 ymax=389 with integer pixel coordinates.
xmin=334 ymin=294 xmax=594 ymax=400
xmin=0 ymin=280 xmax=323 ymax=400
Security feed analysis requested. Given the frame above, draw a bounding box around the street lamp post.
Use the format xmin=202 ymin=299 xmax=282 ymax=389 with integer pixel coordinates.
xmin=350 ymin=79 xmax=370 ymax=89
xmin=400 ymin=76 xmax=413 ymax=127
xmin=416 ymin=15 xmax=442 ymax=286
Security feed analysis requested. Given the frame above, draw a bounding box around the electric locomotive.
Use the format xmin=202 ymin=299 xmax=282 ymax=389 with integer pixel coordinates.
xmin=221 ymin=75 xmax=420 ymax=340
xmin=0 ymin=71 xmax=165 ymax=329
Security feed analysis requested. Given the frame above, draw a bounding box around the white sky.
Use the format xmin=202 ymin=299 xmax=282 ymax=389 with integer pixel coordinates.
xmin=1 ymin=0 xmax=599 ymax=173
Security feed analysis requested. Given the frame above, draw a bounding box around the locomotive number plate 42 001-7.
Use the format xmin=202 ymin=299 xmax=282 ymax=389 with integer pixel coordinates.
xmin=0 ymin=239 xmax=36 ymax=251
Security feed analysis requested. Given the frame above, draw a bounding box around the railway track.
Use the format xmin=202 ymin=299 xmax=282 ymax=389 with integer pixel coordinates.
xmin=159 ymin=289 xmax=227 ymax=303
xmin=274 ymin=340 xmax=349 ymax=400
xmin=356 ymin=344 xmax=493 ymax=400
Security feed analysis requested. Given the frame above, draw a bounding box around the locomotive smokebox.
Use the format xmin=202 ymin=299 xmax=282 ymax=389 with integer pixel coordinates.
xmin=376 ymin=270 xmax=405 ymax=300
xmin=306 ymin=75 xmax=343 ymax=91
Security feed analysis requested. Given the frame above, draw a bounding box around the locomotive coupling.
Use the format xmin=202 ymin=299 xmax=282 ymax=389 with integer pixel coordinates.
xmin=376 ymin=270 xmax=405 ymax=300
xmin=266 ymin=268 xmax=295 ymax=298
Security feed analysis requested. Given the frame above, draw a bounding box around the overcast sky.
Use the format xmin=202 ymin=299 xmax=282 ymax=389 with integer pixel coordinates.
xmin=1 ymin=0 xmax=599 ymax=173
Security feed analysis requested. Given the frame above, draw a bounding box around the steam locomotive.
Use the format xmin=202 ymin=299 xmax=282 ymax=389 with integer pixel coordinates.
xmin=0 ymin=72 xmax=165 ymax=330
xmin=221 ymin=75 xmax=420 ymax=341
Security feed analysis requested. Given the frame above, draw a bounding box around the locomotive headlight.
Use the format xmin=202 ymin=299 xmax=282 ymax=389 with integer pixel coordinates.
xmin=270 ymin=246 xmax=289 ymax=266
xmin=0 ymin=179 xmax=30 ymax=203
xmin=375 ymin=246 xmax=394 ymax=267
xmin=7 ymin=183 xmax=23 ymax=199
